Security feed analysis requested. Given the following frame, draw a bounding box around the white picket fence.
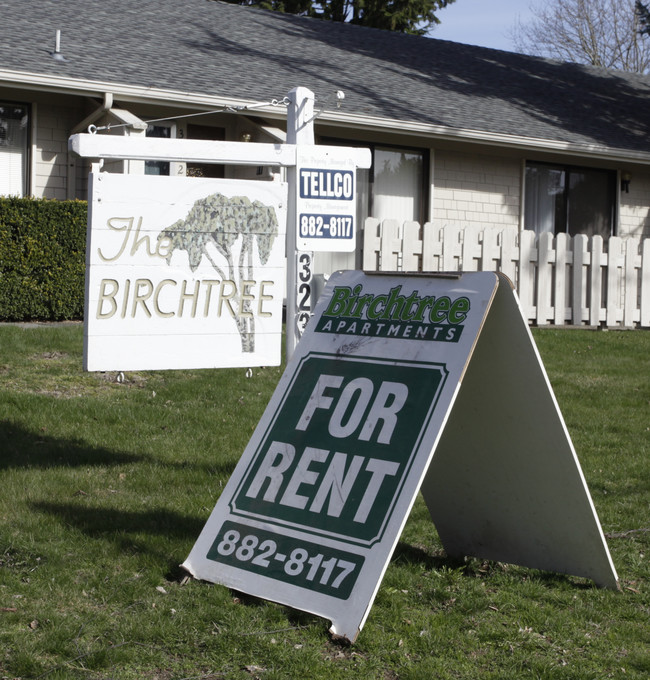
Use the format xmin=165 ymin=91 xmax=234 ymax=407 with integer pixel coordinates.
xmin=362 ymin=218 xmax=650 ymax=328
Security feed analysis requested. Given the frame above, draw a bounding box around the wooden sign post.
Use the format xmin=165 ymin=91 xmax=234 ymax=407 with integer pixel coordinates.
xmin=182 ymin=270 xmax=618 ymax=642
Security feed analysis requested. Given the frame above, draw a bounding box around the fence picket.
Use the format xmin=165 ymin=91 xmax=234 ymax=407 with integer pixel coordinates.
xmin=402 ymin=221 xmax=422 ymax=272
xmin=572 ymin=235 xmax=589 ymax=325
xmin=442 ymin=225 xmax=463 ymax=271
xmin=590 ymin=237 xmax=604 ymax=326
xmin=380 ymin=219 xmax=401 ymax=271
xmin=461 ymin=225 xmax=482 ymax=272
xmin=362 ymin=218 xmax=649 ymax=328
xmin=481 ymin=229 xmax=500 ymax=274
xmin=623 ymin=238 xmax=639 ymax=327
xmin=641 ymin=239 xmax=650 ymax=327
xmin=537 ymin=232 xmax=555 ymax=325
xmin=554 ymin=233 xmax=569 ymax=325
xmin=422 ymin=222 xmax=442 ymax=272
xmin=499 ymin=229 xmax=518 ymax=287
xmin=362 ymin=217 xmax=381 ymax=271
xmin=606 ymin=237 xmax=624 ymax=327
xmin=518 ymin=230 xmax=537 ymax=322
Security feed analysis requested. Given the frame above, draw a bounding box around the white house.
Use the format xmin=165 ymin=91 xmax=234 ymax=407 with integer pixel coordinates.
xmin=2 ymin=0 xmax=650 ymax=299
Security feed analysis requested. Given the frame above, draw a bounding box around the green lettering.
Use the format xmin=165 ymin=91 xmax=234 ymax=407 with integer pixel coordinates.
xmin=324 ymin=286 xmax=351 ymax=317
xmin=367 ymin=294 xmax=387 ymax=319
xmin=430 ymin=296 xmax=450 ymax=323
xmin=399 ymin=291 xmax=420 ymax=321
xmin=413 ymin=295 xmax=434 ymax=321
xmin=449 ymin=296 xmax=470 ymax=324
xmin=381 ymin=286 xmax=406 ymax=320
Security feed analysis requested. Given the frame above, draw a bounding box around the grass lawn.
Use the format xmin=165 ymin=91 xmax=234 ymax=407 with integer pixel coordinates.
xmin=0 ymin=324 xmax=648 ymax=679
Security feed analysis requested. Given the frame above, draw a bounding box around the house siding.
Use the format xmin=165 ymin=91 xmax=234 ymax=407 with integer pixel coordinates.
xmin=32 ymin=99 xmax=86 ymax=200
xmin=8 ymin=91 xmax=650 ymax=245
xmin=433 ymin=150 xmax=521 ymax=231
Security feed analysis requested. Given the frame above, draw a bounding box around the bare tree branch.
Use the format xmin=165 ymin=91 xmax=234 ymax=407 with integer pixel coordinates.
xmin=511 ymin=0 xmax=650 ymax=73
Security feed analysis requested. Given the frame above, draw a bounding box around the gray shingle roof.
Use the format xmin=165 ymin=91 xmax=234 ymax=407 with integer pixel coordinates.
xmin=2 ymin=0 xmax=650 ymax=156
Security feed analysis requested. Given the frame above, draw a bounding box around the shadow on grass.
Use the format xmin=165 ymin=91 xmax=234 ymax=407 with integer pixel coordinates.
xmin=0 ymin=420 xmax=236 ymax=476
xmin=30 ymin=500 xmax=205 ymax=580
xmin=31 ymin=501 xmax=204 ymax=540
xmin=0 ymin=420 xmax=150 ymax=470
xmin=391 ymin=541 xmax=461 ymax=571
xmin=391 ymin=541 xmax=598 ymax=590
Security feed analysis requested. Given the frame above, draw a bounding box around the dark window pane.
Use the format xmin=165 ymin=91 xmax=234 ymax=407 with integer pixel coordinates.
xmin=145 ymin=124 xmax=172 ymax=176
xmin=525 ymin=162 xmax=615 ymax=238
xmin=567 ymin=169 xmax=613 ymax=238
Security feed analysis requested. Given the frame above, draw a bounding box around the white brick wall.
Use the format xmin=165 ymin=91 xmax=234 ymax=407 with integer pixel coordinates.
xmin=619 ymin=171 xmax=650 ymax=239
xmin=432 ymin=150 xmax=521 ymax=231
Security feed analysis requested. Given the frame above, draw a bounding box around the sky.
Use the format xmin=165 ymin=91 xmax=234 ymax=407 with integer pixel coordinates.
xmin=430 ymin=0 xmax=535 ymax=52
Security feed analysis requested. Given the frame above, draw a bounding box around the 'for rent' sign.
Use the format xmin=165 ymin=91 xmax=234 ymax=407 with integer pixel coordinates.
xmin=206 ymin=355 xmax=446 ymax=600
xmin=183 ymin=270 xmax=500 ymax=640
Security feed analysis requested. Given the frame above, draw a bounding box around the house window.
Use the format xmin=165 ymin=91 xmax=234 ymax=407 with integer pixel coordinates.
xmin=0 ymin=102 xmax=29 ymax=196
xmin=320 ymin=139 xmax=428 ymax=225
xmin=144 ymin=123 xmax=174 ymax=176
xmin=369 ymin=146 xmax=427 ymax=224
xmin=525 ymin=162 xmax=616 ymax=238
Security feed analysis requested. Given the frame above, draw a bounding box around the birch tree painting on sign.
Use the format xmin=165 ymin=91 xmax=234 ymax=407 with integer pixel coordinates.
xmin=159 ymin=193 xmax=280 ymax=352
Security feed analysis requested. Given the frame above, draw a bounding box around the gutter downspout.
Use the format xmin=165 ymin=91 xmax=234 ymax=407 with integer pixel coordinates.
xmin=67 ymin=93 xmax=114 ymax=198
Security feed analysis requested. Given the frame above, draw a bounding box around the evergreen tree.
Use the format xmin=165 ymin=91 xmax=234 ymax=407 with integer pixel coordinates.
xmin=637 ymin=1 xmax=650 ymax=36
xmin=225 ymin=0 xmax=456 ymax=35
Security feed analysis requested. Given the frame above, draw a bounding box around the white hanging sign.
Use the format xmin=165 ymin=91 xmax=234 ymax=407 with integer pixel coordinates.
xmin=296 ymin=146 xmax=358 ymax=252
xmin=83 ymin=173 xmax=287 ymax=371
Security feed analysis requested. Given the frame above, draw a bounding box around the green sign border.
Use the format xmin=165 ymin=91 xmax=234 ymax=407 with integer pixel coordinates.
xmin=228 ymin=352 xmax=447 ymax=547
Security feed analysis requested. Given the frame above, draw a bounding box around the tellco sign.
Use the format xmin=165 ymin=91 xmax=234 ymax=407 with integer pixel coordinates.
xmin=296 ymin=147 xmax=357 ymax=252
xmin=84 ymin=174 xmax=287 ymax=371
xmin=184 ymin=270 xmax=619 ymax=641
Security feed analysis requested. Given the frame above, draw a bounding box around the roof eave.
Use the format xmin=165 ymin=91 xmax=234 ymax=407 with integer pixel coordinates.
xmin=321 ymin=109 xmax=650 ymax=166
xmin=3 ymin=69 xmax=649 ymax=166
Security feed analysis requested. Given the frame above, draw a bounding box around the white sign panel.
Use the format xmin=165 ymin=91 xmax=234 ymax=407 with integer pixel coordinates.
xmin=84 ymin=174 xmax=287 ymax=371
xmin=296 ymin=147 xmax=357 ymax=252
xmin=183 ymin=271 xmax=500 ymax=641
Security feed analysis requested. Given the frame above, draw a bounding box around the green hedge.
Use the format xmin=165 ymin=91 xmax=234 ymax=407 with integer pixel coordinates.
xmin=0 ymin=197 xmax=87 ymax=321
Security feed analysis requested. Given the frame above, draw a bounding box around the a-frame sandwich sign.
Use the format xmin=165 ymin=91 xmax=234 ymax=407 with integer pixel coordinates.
xmin=182 ymin=270 xmax=618 ymax=642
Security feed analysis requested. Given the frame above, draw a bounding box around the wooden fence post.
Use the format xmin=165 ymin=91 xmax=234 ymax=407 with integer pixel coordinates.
xmin=641 ymin=238 xmax=650 ymax=327
xmin=554 ymin=233 xmax=569 ymax=325
xmin=362 ymin=217 xmax=381 ymax=271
